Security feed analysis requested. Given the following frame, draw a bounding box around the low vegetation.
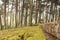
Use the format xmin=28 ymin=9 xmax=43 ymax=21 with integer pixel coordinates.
xmin=0 ymin=26 xmax=45 ymax=40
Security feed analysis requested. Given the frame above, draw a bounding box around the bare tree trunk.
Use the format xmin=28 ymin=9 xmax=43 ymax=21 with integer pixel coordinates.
xmin=24 ymin=0 xmax=29 ymax=26
xmin=7 ymin=0 xmax=9 ymax=29
xmin=59 ymin=8 xmax=60 ymax=20
xmin=24 ymin=8 xmax=28 ymax=26
xmin=18 ymin=0 xmax=21 ymax=26
xmin=50 ymin=1 xmax=53 ymax=22
xmin=53 ymin=3 xmax=56 ymax=22
xmin=4 ymin=0 xmax=6 ymax=29
xmin=38 ymin=0 xmax=41 ymax=23
xmin=10 ymin=1 xmax=14 ymax=28
xmin=0 ymin=14 xmax=1 ymax=30
xmin=46 ymin=0 xmax=48 ymax=23
xmin=55 ymin=4 xmax=57 ymax=21
xmin=55 ymin=5 xmax=58 ymax=21
xmin=15 ymin=0 xmax=18 ymax=27
xmin=0 ymin=6 xmax=2 ymax=30
xmin=29 ymin=0 xmax=33 ymax=26
xmin=21 ymin=0 xmax=24 ymax=26
xmin=35 ymin=0 xmax=38 ymax=24
xmin=36 ymin=0 xmax=41 ymax=24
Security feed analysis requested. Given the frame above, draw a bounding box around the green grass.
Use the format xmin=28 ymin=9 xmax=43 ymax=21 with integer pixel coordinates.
xmin=0 ymin=26 xmax=45 ymax=40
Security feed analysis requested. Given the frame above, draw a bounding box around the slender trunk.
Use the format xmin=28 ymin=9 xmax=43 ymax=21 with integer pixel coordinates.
xmin=55 ymin=5 xmax=58 ymax=21
xmin=7 ymin=0 xmax=9 ymax=29
xmin=53 ymin=3 xmax=56 ymax=21
xmin=46 ymin=0 xmax=48 ymax=23
xmin=59 ymin=8 xmax=60 ymax=20
xmin=29 ymin=0 xmax=33 ymax=26
xmin=0 ymin=14 xmax=1 ymax=30
xmin=38 ymin=1 xmax=41 ymax=23
xmin=10 ymin=0 xmax=14 ymax=28
xmin=35 ymin=0 xmax=38 ymax=24
xmin=18 ymin=0 xmax=21 ymax=26
xmin=24 ymin=0 xmax=29 ymax=26
xmin=0 ymin=6 xmax=2 ymax=30
xmin=15 ymin=0 xmax=18 ymax=27
xmin=21 ymin=0 xmax=24 ymax=26
xmin=24 ymin=8 xmax=28 ymax=26
xmin=4 ymin=0 xmax=6 ymax=29
xmin=50 ymin=1 xmax=53 ymax=22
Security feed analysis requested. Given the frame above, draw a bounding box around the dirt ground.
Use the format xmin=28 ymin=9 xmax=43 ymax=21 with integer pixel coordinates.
xmin=44 ymin=32 xmax=59 ymax=40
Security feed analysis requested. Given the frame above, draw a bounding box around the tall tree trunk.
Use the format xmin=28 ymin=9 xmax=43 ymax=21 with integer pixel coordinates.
xmin=50 ymin=1 xmax=53 ymax=22
xmin=0 ymin=13 xmax=1 ymax=30
xmin=15 ymin=0 xmax=18 ymax=27
xmin=10 ymin=0 xmax=14 ymax=28
xmin=59 ymin=8 xmax=60 ymax=20
xmin=24 ymin=8 xmax=28 ymax=26
xmin=29 ymin=0 xmax=33 ymax=26
xmin=38 ymin=0 xmax=41 ymax=23
xmin=4 ymin=0 xmax=6 ymax=29
xmin=18 ymin=0 xmax=21 ymax=26
xmin=7 ymin=0 xmax=9 ymax=29
xmin=21 ymin=0 xmax=24 ymax=26
xmin=0 ymin=6 xmax=2 ymax=30
xmin=35 ymin=0 xmax=38 ymax=24
xmin=53 ymin=3 xmax=56 ymax=21
xmin=46 ymin=0 xmax=48 ymax=23
xmin=24 ymin=0 xmax=29 ymax=26
xmin=36 ymin=0 xmax=41 ymax=24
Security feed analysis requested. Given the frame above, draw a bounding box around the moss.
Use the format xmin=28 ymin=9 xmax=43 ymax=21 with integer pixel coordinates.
xmin=0 ymin=26 xmax=45 ymax=40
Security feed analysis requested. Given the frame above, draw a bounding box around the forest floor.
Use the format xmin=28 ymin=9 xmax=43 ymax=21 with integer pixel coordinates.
xmin=0 ymin=26 xmax=45 ymax=40
xmin=43 ymin=31 xmax=59 ymax=40
xmin=0 ymin=26 xmax=59 ymax=40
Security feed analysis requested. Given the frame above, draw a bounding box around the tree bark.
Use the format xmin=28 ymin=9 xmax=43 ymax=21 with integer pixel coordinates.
xmin=38 ymin=0 xmax=41 ymax=23
xmin=15 ymin=0 xmax=18 ymax=27
xmin=21 ymin=0 xmax=24 ymax=26
xmin=29 ymin=0 xmax=33 ymax=26
xmin=24 ymin=8 xmax=28 ymax=26
xmin=50 ymin=1 xmax=53 ymax=22
xmin=18 ymin=0 xmax=21 ymax=26
xmin=35 ymin=0 xmax=38 ymax=24
xmin=4 ymin=0 xmax=6 ymax=29
xmin=0 ymin=14 xmax=1 ymax=30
